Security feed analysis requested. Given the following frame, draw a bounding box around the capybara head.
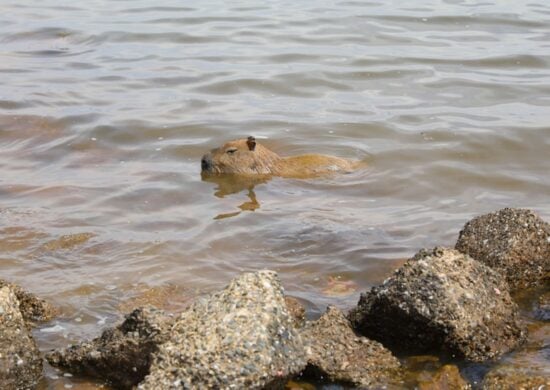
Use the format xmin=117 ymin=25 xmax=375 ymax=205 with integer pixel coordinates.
xmin=201 ymin=136 xmax=281 ymax=175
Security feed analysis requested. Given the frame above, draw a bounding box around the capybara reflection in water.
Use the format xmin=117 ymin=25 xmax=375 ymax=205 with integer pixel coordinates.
xmin=201 ymin=136 xmax=361 ymax=179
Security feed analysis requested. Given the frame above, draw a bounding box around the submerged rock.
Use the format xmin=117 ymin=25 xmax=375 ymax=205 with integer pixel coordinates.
xmin=535 ymin=291 xmax=550 ymax=321
xmin=482 ymin=366 xmax=550 ymax=390
xmin=139 ymin=270 xmax=306 ymax=390
xmin=455 ymin=207 xmax=550 ymax=290
xmin=482 ymin=319 xmax=549 ymax=390
xmin=0 ymin=279 xmax=57 ymax=326
xmin=321 ymin=276 xmax=358 ymax=297
xmin=46 ymin=306 xmax=171 ymax=389
xmin=0 ymin=286 xmax=43 ymax=390
xmin=402 ymin=356 xmax=469 ymax=389
xmin=349 ymin=247 xmax=526 ymax=362
xmin=417 ymin=364 xmax=470 ymax=390
xmin=302 ymin=306 xmax=402 ymax=388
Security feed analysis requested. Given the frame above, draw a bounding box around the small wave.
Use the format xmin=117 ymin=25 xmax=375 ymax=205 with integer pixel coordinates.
xmin=40 ymin=324 xmax=65 ymax=333
xmin=404 ymin=54 xmax=548 ymax=69
xmin=1 ymin=27 xmax=80 ymax=42
xmin=100 ymin=31 xmax=216 ymax=44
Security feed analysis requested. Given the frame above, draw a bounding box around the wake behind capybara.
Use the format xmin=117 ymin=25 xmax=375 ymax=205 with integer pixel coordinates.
xmin=201 ymin=136 xmax=361 ymax=179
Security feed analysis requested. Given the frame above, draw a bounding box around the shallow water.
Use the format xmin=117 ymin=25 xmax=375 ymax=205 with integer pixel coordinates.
xmin=1 ymin=0 xmax=549 ymax=388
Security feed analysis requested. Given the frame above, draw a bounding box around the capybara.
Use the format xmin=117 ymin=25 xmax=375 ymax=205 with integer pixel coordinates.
xmin=201 ymin=136 xmax=360 ymax=179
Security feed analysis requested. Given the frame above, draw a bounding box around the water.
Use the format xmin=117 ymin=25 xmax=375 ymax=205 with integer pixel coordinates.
xmin=1 ymin=0 xmax=549 ymax=388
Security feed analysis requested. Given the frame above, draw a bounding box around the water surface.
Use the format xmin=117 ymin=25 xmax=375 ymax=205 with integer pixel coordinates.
xmin=1 ymin=0 xmax=549 ymax=388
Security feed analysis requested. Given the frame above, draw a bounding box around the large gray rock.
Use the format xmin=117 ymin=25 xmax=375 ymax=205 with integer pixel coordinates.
xmin=302 ymin=306 xmax=403 ymax=388
xmin=0 ymin=286 xmax=43 ymax=390
xmin=0 ymin=279 xmax=57 ymax=326
xmin=47 ymin=306 xmax=171 ymax=389
xmin=455 ymin=208 xmax=550 ymax=290
xmin=349 ymin=247 xmax=526 ymax=362
xmin=139 ymin=270 xmax=306 ymax=389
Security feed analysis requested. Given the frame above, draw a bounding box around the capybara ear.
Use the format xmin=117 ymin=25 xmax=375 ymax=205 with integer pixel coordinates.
xmin=247 ymin=136 xmax=256 ymax=151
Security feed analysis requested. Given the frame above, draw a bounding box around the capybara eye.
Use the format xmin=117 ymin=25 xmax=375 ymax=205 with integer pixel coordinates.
xmin=226 ymin=147 xmax=238 ymax=155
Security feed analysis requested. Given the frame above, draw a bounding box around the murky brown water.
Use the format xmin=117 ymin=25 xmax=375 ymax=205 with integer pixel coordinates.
xmin=1 ymin=0 xmax=549 ymax=388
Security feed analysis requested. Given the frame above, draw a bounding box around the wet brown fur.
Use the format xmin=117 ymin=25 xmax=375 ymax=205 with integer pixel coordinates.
xmin=201 ymin=137 xmax=360 ymax=179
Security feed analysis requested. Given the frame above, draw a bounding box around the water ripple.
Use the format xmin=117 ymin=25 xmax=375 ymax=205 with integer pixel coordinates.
xmin=0 ymin=2 xmax=549 ymax=387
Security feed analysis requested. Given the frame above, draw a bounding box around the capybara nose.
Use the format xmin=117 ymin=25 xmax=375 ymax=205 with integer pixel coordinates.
xmin=201 ymin=154 xmax=212 ymax=172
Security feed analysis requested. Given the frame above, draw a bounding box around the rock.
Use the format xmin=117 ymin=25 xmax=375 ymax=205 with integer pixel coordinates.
xmin=534 ymin=291 xmax=550 ymax=321
xmin=46 ymin=306 xmax=171 ymax=389
xmin=139 ymin=270 xmax=306 ymax=389
xmin=482 ymin=366 xmax=550 ymax=389
xmin=301 ymin=306 xmax=402 ymax=388
xmin=349 ymin=247 xmax=526 ymax=362
xmin=0 ymin=279 xmax=57 ymax=326
xmin=417 ymin=364 xmax=470 ymax=390
xmin=284 ymin=296 xmax=306 ymax=328
xmin=455 ymin=208 xmax=550 ymax=290
xmin=0 ymin=286 xmax=43 ymax=390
